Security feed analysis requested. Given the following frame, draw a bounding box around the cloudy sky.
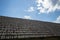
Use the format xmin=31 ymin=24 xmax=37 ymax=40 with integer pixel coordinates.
xmin=0 ymin=0 xmax=60 ymax=23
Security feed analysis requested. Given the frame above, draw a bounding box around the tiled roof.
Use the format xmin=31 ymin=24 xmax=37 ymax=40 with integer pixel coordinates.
xmin=0 ymin=16 xmax=60 ymax=39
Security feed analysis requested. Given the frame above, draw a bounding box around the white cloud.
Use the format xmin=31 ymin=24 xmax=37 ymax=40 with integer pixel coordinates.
xmin=25 ymin=6 xmax=35 ymax=12
xmin=54 ymin=16 xmax=60 ymax=23
xmin=23 ymin=16 xmax=32 ymax=19
xmin=36 ymin=0 xmax=60 ymax=14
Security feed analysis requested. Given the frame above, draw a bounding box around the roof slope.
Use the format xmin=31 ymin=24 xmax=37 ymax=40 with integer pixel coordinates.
xmin=0 ymin=16 xmax=60 ymax=39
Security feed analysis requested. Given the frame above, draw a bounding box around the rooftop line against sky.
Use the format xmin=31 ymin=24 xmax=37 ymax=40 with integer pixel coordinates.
xmin=0 ymin=0 xmax=60 ymax=23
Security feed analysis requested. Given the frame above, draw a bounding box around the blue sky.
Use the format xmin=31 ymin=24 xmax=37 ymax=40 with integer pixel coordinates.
xmin=0 ymin=0 xmax=60 ymax=23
